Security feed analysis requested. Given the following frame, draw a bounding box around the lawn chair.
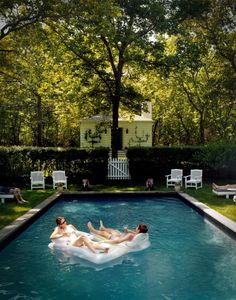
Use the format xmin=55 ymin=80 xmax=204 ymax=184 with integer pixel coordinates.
xmin=52 ymin=171 xmax=68 ymax=189
xmin=212 ymin=188 xmax=236 ymax=199
xmin=184 ymin=169 xmax=203 ymax=190
xmin=165 ymin=169 xmax=183 ymax=188
xmin=30 ymin=171 xmax=45 ymax=190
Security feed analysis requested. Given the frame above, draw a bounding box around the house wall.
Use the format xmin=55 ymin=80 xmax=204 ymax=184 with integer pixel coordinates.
xmin=80 ymin=122 xmax=111 ymax=148
xmin=80 ymin=120 xmax=153 ymax=149
xmin=121 ymin=121 xmax=153 ymax=148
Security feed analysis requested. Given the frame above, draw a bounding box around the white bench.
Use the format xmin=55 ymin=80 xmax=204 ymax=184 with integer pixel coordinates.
xmin=0 ymin=194 xmax=14 ymax=204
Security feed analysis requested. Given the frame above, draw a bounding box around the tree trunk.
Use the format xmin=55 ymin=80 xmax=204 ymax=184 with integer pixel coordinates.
xmin=111 ymin=96 xmax=119 ymax=158
xmin=111 ymin=47 xmax=124 ymax=158
xmin=199 ymin=114 xmax=205 ymax=144
xmin=36 ymin=93 xmax=43 ymax=146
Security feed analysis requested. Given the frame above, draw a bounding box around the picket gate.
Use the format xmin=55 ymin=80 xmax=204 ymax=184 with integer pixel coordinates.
xmin=107 ymin=158 xmax=131 ymax=180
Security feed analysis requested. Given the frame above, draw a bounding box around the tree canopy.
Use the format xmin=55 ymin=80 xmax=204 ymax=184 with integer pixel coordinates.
xmin=0 ymin=0 xmax=235 ymax=151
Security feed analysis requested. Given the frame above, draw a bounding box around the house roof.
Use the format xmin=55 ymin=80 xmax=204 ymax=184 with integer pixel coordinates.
xmin=82 ymin=113 xmax=153 ymax=122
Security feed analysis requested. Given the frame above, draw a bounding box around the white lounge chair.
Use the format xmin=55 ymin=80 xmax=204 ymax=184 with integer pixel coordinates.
xmin=52 ymin=171 xmax=68 ymax=189
xmin=0 ymin=194 xmax=14 ymax=204
xmin=165 ymin=169 xmax=183 ymax=188
xmin=212 ymin=188 xmax=236 ymax=199
xmin=184 ymin=169 xmax=203 ymax=190
xmin=30 ymin=171 xmax=45 ymax=190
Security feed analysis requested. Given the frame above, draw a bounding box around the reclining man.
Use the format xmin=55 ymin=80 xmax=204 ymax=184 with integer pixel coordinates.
xmin=87 ymin=220 xmax=148 ymax=244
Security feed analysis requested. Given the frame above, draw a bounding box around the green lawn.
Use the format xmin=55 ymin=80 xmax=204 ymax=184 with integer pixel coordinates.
xmin=0 ymin=183 xmax=235 ymax=230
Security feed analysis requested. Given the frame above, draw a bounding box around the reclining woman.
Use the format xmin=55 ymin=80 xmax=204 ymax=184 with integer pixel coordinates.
xmin=50 ymin=216 xmax=109 ymax=253
xmin=212 ymin=183 xmax=236 ymax=190
xmin=87 ymin=220 xmax=148 ymax=244
xmin=0 ymin=185 xmax=27 ymax=204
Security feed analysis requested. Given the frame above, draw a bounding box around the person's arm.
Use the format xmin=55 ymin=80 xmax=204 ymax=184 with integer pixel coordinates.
xmin=50 ymin=227 xmax=69 ymax=239
xmin=124 ymin=226 xmax=136 ymax=234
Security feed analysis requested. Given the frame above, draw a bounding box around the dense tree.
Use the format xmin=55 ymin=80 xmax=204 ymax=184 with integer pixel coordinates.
xmin=47 ymin=0 xmax=166 ymax=156
xmin=0 ymin=25 xmax=82 ymax=146
xmin=0 ymin=0 xmax=234 ymax=148
xmin=0 ymin=0 xmax=64 ymax=40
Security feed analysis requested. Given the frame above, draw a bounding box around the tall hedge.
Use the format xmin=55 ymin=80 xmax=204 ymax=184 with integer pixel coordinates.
xmin=0 ymin=147 xmax=109 ymax=185
xmin=127 ymin=144 xmax=236 ymax=183
xmin=1 ymin=144 xmax=235 ymax=186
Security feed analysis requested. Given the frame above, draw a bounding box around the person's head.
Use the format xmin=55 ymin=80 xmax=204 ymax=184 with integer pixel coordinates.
xmin=56 ymin=216 xmax=67 ymax=227
xmin=137 ymin=223 xmax=148 ymax=233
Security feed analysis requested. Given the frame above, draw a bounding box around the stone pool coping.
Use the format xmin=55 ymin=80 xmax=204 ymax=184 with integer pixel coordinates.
xmin=0 ymin=191 xmax=236 ymax=250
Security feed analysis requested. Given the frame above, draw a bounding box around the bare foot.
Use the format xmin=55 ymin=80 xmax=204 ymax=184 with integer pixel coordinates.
xmin=99 ymin=220 xmax=105 ymax=230
xmin=87 ymin=221 xmax=94 ymax=232
xmin=212 ymin=183 xmax=218 ymax=190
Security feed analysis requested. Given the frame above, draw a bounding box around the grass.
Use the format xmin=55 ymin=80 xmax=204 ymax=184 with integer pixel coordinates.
xmin=0 ymin=189 xmax=54 ymax=230
xmin=0 ymin=182 xmax=235 ymax=230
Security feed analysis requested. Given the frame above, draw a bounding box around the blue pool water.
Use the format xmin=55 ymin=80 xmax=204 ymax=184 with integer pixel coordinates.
xmin=0 ymin=196 xmax=236 ymax=300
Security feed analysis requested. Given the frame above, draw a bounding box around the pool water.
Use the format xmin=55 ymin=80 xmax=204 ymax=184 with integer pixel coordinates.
xmin=0 ymin=196 xmax=236 ymax=300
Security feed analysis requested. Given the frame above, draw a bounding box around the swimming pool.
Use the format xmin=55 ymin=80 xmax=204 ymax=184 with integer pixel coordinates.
xmin=0 ymin=196 xmax=236 ymax=300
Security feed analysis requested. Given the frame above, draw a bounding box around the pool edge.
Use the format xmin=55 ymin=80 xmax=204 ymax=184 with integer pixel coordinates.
xmin=0 ymin=192 xmax=61 ymax=250
xmin=179 ymin=192 xmax=236 ymax=240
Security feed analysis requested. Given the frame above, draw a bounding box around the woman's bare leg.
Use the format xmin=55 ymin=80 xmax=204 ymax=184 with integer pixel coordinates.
xmin=73 ymin=235 xmax=97 ymax=253
xmin=11 ymin=188 xmax=27 ymax=203
xmin=73 ymin=235 xmax=109 ymax=253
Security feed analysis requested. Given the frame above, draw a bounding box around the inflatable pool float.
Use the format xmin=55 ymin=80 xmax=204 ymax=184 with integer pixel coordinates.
xmin=49 ymin=231 xmax=150 ymax=265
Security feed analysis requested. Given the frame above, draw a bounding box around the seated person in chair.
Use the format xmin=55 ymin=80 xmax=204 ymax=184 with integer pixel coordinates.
xmin=212 ymin=183 xmax=236 ymax=190
xmin=0 ymin=184 xmax=27 ymax=204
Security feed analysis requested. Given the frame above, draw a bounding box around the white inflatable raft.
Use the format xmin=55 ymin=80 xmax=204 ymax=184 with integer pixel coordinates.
xmin=49 ymin=231 xmax=150 ymax=265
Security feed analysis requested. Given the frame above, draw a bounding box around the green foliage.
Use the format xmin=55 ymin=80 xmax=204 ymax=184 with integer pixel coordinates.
xmin=127 ymin=146 xmax=202 ymax=182
xmin=127 ymin=145 xmax=236 ymax=182
xmin=194 ymin=143 xmax=236 ymax=177
xmin=0 ymin=0 xmax=61 ymax=40
xmin=0 ymin=146 xmax=110 ymax=184
xmin=0 ymin=0 xmax=235 ymax=149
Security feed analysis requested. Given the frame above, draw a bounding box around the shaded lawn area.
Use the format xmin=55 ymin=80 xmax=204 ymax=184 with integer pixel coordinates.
xmin=185 ymin=185 xmax=236 ymax=222
xmin=0 ymin=189 xmax=54 ymax=230
xmin=0 ymin=183 xmax=235 ymax=230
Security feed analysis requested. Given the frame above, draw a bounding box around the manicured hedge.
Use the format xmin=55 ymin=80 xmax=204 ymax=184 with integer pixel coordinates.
xmin=0 ymin=147 xmax=109 ymax=185
xmin=127 ymin=144 xmax=236 ymax=183
xmin=1 ymin=144 xmax=235 ymax=186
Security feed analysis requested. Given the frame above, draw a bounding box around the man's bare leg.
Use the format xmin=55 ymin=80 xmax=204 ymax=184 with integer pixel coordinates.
xmin=99 ymin=220 xmax=122 ymax=237
xmin=87 ymin=222 xmax=111 ymax=239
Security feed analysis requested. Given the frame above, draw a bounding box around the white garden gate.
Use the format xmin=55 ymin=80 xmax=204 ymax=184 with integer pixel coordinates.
xmin=107 ymin=159 xmax=131 ymax=180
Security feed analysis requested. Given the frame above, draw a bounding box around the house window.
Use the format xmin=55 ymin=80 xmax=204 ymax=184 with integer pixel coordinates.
xmin=126 ymin=128 xmax=129 ymax=134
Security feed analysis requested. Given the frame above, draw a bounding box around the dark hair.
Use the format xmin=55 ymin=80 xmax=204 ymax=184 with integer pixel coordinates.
xmin=56 ymin=216 xmax=65 ymax=225
xmin=138 ymin=223 xmax=148 ymax=233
